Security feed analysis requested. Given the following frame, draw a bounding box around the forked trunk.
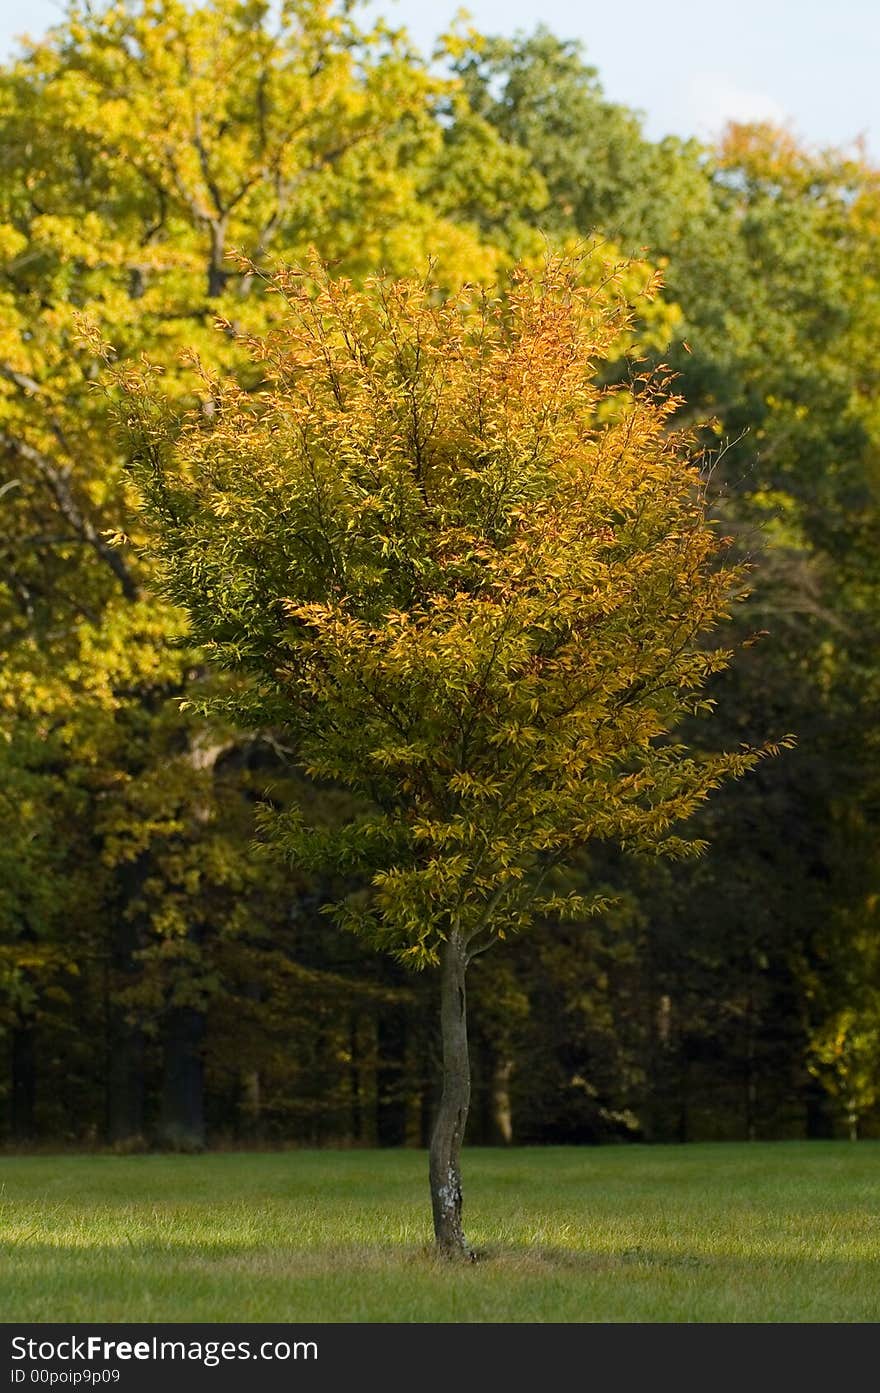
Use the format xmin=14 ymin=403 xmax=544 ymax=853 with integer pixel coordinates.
xmin=429 ymin=933 xmax=472 ymax=1258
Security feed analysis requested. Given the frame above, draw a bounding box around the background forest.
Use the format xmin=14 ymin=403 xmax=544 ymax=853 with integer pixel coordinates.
xmin=2 ymin=0 xmax=879 ymax=1152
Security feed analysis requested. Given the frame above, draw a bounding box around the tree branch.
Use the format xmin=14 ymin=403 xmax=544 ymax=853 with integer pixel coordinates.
xmin=0 ymin=432 xmax=140 ymax=601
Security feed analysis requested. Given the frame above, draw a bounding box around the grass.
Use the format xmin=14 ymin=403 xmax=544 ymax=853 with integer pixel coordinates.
xmin=2 ymin=1142 xmax=880 ymax=1321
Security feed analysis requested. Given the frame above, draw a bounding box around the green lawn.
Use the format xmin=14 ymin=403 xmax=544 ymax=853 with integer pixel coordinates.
xmin=2 ymin=1142 xmax=879 ymax=1321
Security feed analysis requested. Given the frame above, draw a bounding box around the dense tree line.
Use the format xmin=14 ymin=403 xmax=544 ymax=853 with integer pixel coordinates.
xmin=1 ymin=1 xmax=879 ymax=1149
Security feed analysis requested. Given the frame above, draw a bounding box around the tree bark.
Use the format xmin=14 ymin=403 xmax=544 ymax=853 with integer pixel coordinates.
xmin=744 ymin=995 xmax=757 ymax=1142
xmin=352 ymin=1014 xmax=378 ymax=1142
xmin=155 ymin=734 xmax=231 ymax=1149
xmin=677 ymin=1047 xmax=690 ymax=1145
xmin=429 ymin=933 xmax=472 ymax=1258
xmin=11 ymin=1015 xmax=36 ymax=1141
xmin=490 ymin=1054 xmax=514 ymax=1145
xmin=805 ymin=1077 xmax=833 ymax=1138
xmin=403 ymin=1012 xmax=428 ymax=1148
xmin=376 ymin=1009 xmax=404 ymax=1146
xmin=241 ymin=1069 xmax=261 ymax=1138
xmin=207 ymin=218 xmax=228 ymax=298
xmin=159 ymin=1005 xmax=205 ymax=1150
xmin=107 ymin=1021 xmax=145 ymax=1145
xmin=105 ymin=868 xmax=147 ymax=1146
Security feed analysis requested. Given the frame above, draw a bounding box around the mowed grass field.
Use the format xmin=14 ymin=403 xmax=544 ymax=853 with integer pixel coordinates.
xmin=2 ymin=1142 xmax=880 ymax=1322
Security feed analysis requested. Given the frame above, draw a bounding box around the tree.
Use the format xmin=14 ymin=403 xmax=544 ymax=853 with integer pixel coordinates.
xmin=0 ymin=0 xmax=546 ymax=1144
xmin=810 ymin=1006 xmax=880 ymax=1142
xmin=447 ymin=25 xmax=711 ymax=252
xmin=457 ymin=26 xmax=880 ymax=1143
xmin=108 ymin=251 xmax=780 ymax=1253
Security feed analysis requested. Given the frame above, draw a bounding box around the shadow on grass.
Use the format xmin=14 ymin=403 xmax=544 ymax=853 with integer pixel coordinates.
xmin=466 ymin=1243 xmax=709 ymax=1273
xmin=0 ymin=1236 xmax=710 ymax=1273
xmin=4 ymin=1241 xmax=880 ymax=1324
xmin=0 ymin=1237 xmax=873 ymax=1279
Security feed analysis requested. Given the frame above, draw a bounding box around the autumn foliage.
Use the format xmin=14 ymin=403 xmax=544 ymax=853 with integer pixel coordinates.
xmin=104 ymin=252 xmax=793 ymax=1249
xmin=112 ymin=256 xmax=774 ymax=967
xmin=2 ymin=1 xmax=879 ymax=1173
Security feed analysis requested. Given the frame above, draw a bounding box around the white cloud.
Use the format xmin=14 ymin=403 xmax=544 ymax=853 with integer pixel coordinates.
xmin=687 ymin=72 xmax=788 ymax=135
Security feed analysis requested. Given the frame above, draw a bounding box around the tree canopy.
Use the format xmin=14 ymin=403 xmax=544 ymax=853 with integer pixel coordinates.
xmin=110 ymin=253 xmax=781 ymax=1248
xmin=0 ymin=1 xmax=878 ymax=1161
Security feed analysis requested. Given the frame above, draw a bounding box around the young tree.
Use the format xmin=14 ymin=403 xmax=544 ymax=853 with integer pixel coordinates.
xmin=109 ymin=254 xmax=779 ymax=1256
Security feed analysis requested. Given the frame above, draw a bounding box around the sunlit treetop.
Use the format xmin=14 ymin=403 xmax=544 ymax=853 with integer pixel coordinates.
xmin=108 ymin=252 xmax=787 ymax=968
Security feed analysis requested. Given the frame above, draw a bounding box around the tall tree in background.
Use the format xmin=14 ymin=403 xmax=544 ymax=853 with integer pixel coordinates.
xmin=2 ymin=3 xmax=878 ymax=1151
xmin=110 ymin=254 xmax=780 ymax=1253
xmin=0 ymin=0 xmax=546 ymax=1145
xmin=455 ymin=25 xmax=880 ymax=1141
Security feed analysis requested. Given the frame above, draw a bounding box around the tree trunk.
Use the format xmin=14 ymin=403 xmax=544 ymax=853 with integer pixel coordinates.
xmin=429 ymin=934 xmax=472 ymax=1258
xmin=350 ymin=1013 xmax=382 ymax=1145
xmin=349 ymin=1015 xmax=362 ymax=1143
xmin=805 ymin=1077 xmax=833 ymax=1138
xmin=241 ymin=1069 xmax=261 ymax=1138
xmin=490 ymin=1054 xmax=514 ymax=1145
xmin=11 ymin=1015 xmax=36 ymax=1141
xmin=107 ymin=1022 xmax=145 ymax=1144
xmin=744 ymin=998 xmax=757 ymax=1142
xmin=677 ymin=1048 xmax=690 ymax=1144
xmin=207 ymin=218 xmax=228 ymax=298
xmin=159 ymin=1005 xmax=205 ymax=1150
xmin=105 ymin=885 xmax=147 ymax=1146
xmin=155 ymin=733 xmax=230 ymax=1149
xmin=403 ymin=1012 xmax=428 ymax=1148
xmin=376 ymin=1009 xmax=405 ymax=1146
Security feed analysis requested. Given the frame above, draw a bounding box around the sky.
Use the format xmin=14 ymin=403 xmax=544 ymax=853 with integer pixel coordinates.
xmin=1 ymin=0 xmax=878 ymax=156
